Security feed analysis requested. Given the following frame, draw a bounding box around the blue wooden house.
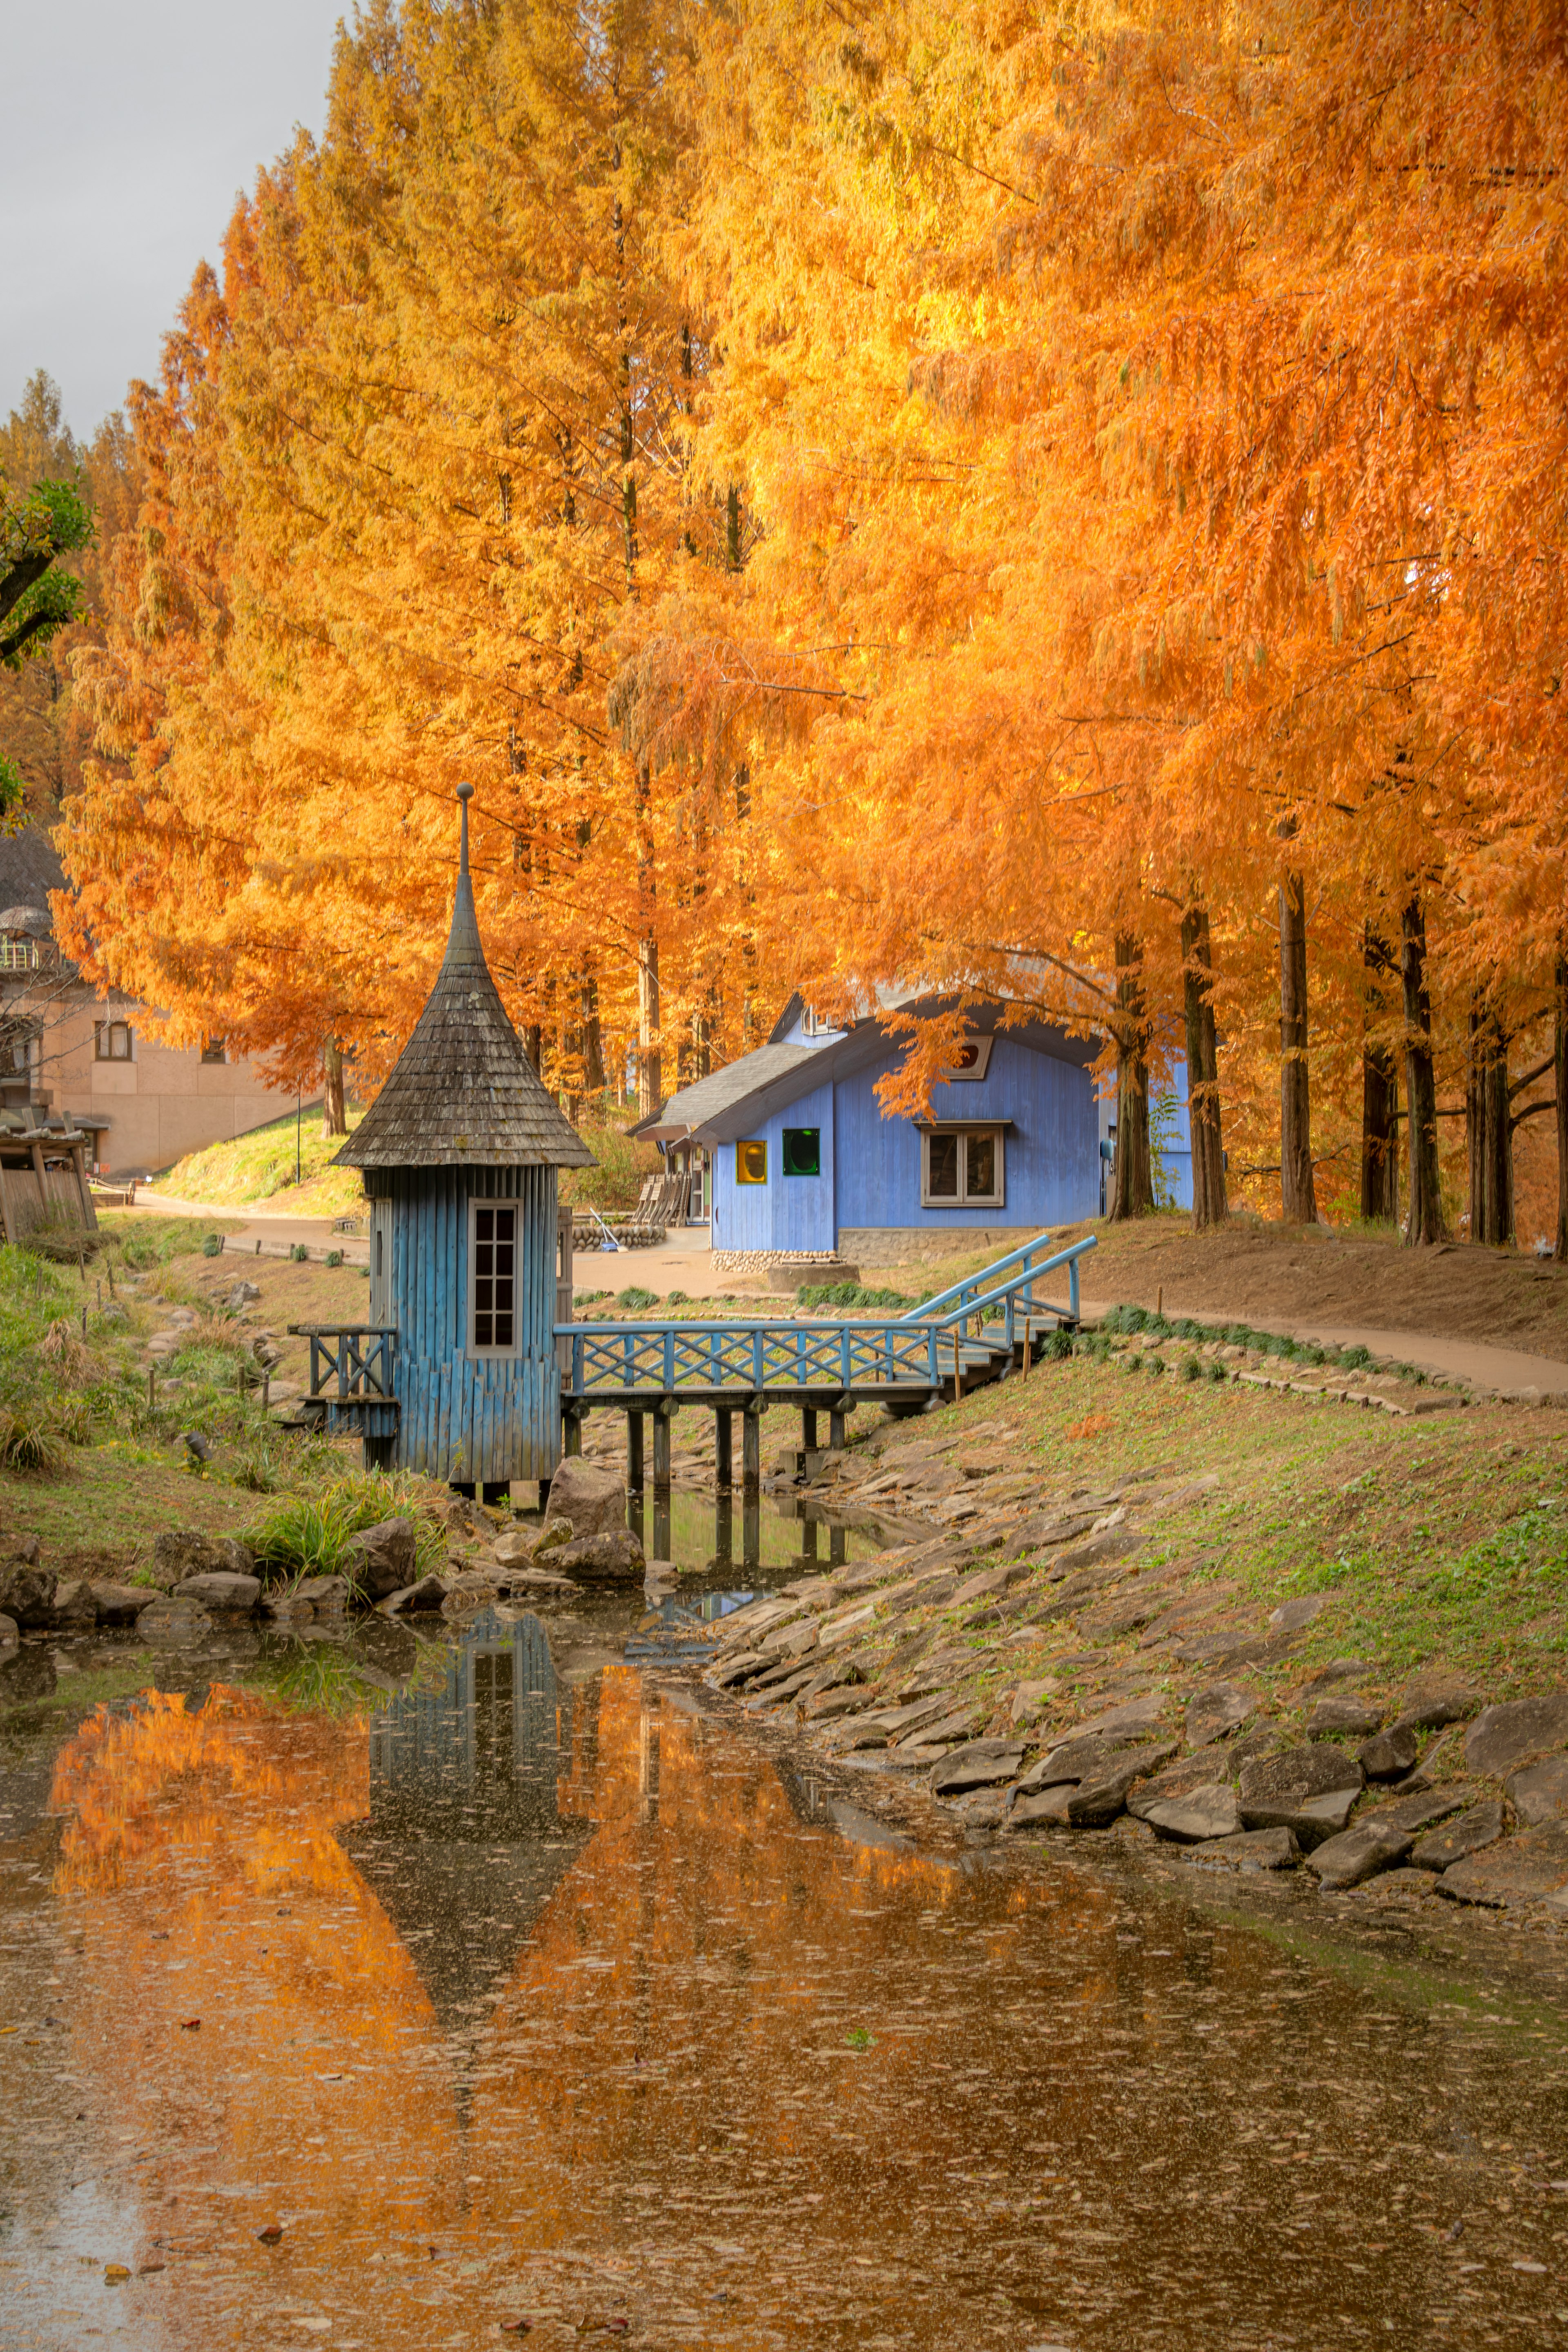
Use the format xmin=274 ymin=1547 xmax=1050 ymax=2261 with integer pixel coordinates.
xmin=642 ymin=995 xmax=1102 ymax=1259
xmin=327 ymin=785 xmax=595 ymax=1498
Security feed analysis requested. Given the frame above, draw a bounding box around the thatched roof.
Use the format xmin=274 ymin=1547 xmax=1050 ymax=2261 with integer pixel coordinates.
xmin=337 ymin=786 xmax=595 ymax=1171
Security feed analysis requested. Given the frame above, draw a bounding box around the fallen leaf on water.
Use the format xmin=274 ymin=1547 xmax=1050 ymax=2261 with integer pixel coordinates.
xmin=104 ymin=2263 xmax=131 ymax=2283
xmin=499 ymin=2323 xmax=533 ymax=2336
xmin=138 ymin=2261 xmax=167 ymax=2275
xmin=257 ymin=2223 xmax=284 ymax=2244
xmin=179 ymin=2018 xmax=201 ymax=2031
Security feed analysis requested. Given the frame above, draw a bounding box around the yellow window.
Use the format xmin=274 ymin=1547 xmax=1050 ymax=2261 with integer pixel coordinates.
xmin=736 ymin=1139 xmax=768 ymax=1185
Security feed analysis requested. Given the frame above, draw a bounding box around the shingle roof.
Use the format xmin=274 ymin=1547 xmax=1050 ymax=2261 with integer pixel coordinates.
xmin=638 ymin=1042 xmax=820 ymax=1140
xmin=336 ymin=787 xmax=595 ymax=1172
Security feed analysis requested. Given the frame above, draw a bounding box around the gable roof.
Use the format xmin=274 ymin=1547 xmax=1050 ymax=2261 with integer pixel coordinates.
xmin=336 ymin=786 xmax=595 ymax=1172
xmin=636 ymin=1043 xmax=820 ymax=1142
xmin=0 ymin=826 xmax=66 ymax=924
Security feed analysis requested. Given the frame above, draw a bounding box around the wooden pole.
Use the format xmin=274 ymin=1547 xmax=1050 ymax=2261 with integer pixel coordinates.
xmin=953 ymin=1328 xmax=962 ymax=1402
xmin=653 ymin=1409 xmax=672 ymax=1489
xmin=742 ymin=1403 xmax=761 ymax=1491
xmin=628 ymin=1410 xmax=645 ymax=1491
xmin=1022 ymin=1312 xmax=1032 ymax=1375
xmin=714 ymin=1409 xmax=732 ymax=1490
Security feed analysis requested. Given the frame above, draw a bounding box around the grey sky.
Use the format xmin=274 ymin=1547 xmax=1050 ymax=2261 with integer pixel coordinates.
xmin=2 ymin=0 xmax=345 ymax=441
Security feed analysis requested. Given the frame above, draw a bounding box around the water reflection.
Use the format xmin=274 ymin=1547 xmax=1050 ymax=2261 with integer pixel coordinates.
xmin=633 ymin=1481 xmax=878 ymax=1575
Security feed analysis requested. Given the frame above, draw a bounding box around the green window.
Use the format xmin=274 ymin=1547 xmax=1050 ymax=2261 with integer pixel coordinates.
xmin=782 ymin=1127 xmax=820 ymax=1178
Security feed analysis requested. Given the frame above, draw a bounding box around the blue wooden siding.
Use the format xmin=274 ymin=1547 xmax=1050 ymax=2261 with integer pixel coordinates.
xmin=711 ymin=1078 xmax=835 ymax=1253
xmin=368 ymin=1163 xmax=559 ymax=1482
xmin=710 ymin=1037 xmax=1099 ymax=1243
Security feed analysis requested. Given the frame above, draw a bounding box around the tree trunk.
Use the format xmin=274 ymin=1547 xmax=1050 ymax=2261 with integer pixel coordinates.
xmin=1110 ymin=933 xmax=1154 ymax=1221
xmin=1278 ymin=871 xmax=1319 ymax=1223
xmin=525 ymin=1023 xmax=543 ymax=1077
xmin=321 ymin=1040 xmax=346 ymax=1136
xmin=1360 ymin=928 xmax=1399 ymax=1222
xmin=635 ymin=758 xmax=660 ymax=1115
xmin=1556 ymin=952 xmax=1568 ymax=1263
xmin=1467 ymin=1001 xmax=1514 ymax=1247
xmin=582 ymin=971 xmax=604 ymax=1096
xmin=1401 ymin=895 xmax=1447 ymax=1245
xmin=1180 ymin=903 xmax=1227 ymax=1230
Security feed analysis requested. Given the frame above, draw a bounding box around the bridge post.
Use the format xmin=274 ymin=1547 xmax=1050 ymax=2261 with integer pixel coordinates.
xmin=742 ymin=1398 xmax=762 ymax=1491
xmin=563 ymin=1407 xmax=583 ymax=1457
xmin=715 ymin=1408 xmax=733 ymax=1489
xmin=829 ymin=1523 xmax=847 ymax=1567
xmin=829 ymin=1407 xmax=846 ymax=1451
xmin=627 ymin=1410 xmax=645 ymax=1491
xmin=802 ymin=1406 xmax=817 ymax=1453
xmin=653 ymin=1404 xmax=673 ymax=1490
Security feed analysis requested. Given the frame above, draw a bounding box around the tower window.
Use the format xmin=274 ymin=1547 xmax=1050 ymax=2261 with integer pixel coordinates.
xmin=470 ymin=1202 xmax=517 ymax=1351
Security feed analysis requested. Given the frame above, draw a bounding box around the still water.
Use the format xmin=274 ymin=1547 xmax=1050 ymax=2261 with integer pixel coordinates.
xmin=2 ymin=1558 xmax=1566 ymax=2349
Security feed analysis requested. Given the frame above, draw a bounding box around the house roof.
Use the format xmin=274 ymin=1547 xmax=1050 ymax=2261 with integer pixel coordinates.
xmin=636 ymin=1042 xmax=820 ymax=1143
xmin=0 ymin=826 xmax=65 ymax=923
xmin=336 ymin=786 xmax=595 ymax=1172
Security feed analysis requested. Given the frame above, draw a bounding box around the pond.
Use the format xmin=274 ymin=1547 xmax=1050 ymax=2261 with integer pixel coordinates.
xmin=2 ymin=1514 xmax=1566 ymax=2348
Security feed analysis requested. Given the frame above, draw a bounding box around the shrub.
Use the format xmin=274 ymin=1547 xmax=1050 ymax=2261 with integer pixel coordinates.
xmin=614 ymin=1284 xmax=658 ymax=1311
xmin=325 ymin=1249 xmax=344 ymax=1268
xmin=798 ymin=1280 xmax=919 ymax=1311
xmin=244 ymin=1471 xmax=445 ymax=1587
xmin=290 ymin=1243 xmax=310 ymax=1263
xmin=1182 ymin=1354 xmax=1202 ymax=1381
xmin=1039 ymin=1326 xmax=1073 ymax=1362
xmin=202 ymin=1233 xmax=225 ymax=1258
xmin=232 ymin=1440 xmax=284 ymax=1494
xmin=0 ymin=1396 xmax=66 ymax=1475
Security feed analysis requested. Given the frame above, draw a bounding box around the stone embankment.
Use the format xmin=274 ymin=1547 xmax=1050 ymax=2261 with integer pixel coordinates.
xmin=702 ymin=1528 xmax=1568 ymax=1920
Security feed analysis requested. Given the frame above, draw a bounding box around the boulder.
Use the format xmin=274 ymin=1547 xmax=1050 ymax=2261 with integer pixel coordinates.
xmin=551 ymin=1528 xmax=647 ymax=1580
xmin=1372 ymin=1785 xmax=1475 ymax=1836
xmin=1436 ymin=1821 xmax=1568 ymax=1909
xmin=1016 ymin=1735 xmax=1113 ymax=1795
xmin=1269 ymin=1593 xmax=1327 ymax=1632
xmin=137 ymin=1599 xmax=214 ymax=1645
xmin=1185 ymin=1683 xmax=1254 ymax=1749
xmin=1142 ymin=1784 xmax=1243 ymax=1844
xmin=1305 ymin=1695 xmax=1382 ymax=1737
xmin=292 ymin=1575 xmax=349 ymax=1613
xmin=1182 ymin=1826 xmax=1300 ymax=1871
xmin=1392 ymin=1681 xmax=1481 ymax=1733
xmin=931 ymin=1740 xmax=1027 ymax=1796
xmin=89 ymin=1582 xmax=163 ymax=1625
xmin=1072 ymin=1694 xmax=1172 ymax=1742
xmin=1239 ymin=1743 xmax=1364 ymax=1849
xmin=1129 ymin=1753 xmax=1240 ymax=1817
xmin=1464 ymin=1695 xmax=1568 ymax=1779
xmin=1410 ymin=1800 xmax=1506 ymax=1873
xmin=0 ymin=1613 xmax=16 ymax=1648
xmin=441 ymin=1571 xmax=503 ymax=1617
xmin=951 ymin=1788 xmax=1011 ymax=1829
xmin=341 ymin=1517 xmax=418 ymax=1601
xmin=150 ymin=1530 xmax=233 ymax=1589
xmin=382 ymin=1573 xmax=448 ymax=1615
xmin=216 ymin=1537 xmax=256 ymax=1578
xmin=542 ymin=1456 xmax=627 ymax=1543
xmin=1358 ymin=1725 xmax=1422 ymax=1781
xmin=492 ymin=1528 xmax=540 ymax=1570
xmin=1009 ymin=1784 xmax=1076 ymax=1830
xmin=1506 ymin=1755 xmax=1568 ymax=1827
xmin=6 ymin=1536 xmax=42 ymax=1565
xmin=174 ymin=1572 xmax=261 ymax=1613
xmin=50 ymin=1578 xmax=97 ymax=1626
xmin=226 ymin=1281 xmax=262 ymax=1310
xmin=0 ymin=1564 xmax=56 ymax=1629
xmin=261 ymin=1590 xmax=314 ymax=1622
xmin=1068 ymin=1740 xmax=1180 ymax=1826
xmin=1305 ymin=1819 xmax=1413 ymax=1890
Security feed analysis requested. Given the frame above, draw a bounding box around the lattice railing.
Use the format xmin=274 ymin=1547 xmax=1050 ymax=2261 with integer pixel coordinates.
xmin=563 ymin=1317 xmax=942 ymax=1395
xmin=288 ymin=1324 xmax=398 ymax=1408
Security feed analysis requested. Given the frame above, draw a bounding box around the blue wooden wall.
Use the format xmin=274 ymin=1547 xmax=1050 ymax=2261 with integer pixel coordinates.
xmin=367 ymin=1164 xmax=559 ymax=1483
xmin=709 ymin=1036 xmax=1098 ymax=1247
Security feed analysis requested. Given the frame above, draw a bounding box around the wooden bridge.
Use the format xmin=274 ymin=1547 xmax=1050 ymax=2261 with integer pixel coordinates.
xmin=291 ymin=1229 xmax=1095 ymax=1496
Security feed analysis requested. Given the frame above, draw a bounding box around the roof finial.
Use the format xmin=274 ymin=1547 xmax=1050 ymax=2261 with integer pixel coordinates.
xmin=456 ymin=780 xmax=473 ymax=877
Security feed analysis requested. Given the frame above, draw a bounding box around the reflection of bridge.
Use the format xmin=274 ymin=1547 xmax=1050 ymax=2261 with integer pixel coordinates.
xmin=344 ymin=1609 xmax=593 ymax=2033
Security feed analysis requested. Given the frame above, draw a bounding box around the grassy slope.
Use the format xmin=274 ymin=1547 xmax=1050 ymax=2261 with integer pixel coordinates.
xmin=147 ymin=1109 xmax=367 ymax=1216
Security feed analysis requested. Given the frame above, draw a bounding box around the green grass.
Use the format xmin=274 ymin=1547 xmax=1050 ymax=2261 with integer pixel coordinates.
xmin=243 ymin=1471 xmax=447 ymax=1589
xmin=147 ymin=1109 xmax=367 ymax=1215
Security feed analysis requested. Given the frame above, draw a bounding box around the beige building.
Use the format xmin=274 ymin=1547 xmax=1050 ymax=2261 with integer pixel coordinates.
xmin=1 ymin=827 xmax=295 ymax=1177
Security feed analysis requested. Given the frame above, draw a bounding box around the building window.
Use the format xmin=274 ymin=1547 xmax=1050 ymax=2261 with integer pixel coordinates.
xmin=470 ymin=1202 xmax=517 ymax=1351
xmin=921 ymin=1126 xmax=1005 ymax=1208
xmin=94 ymin=1020 xmax=134 ymax=1062
xmin=943 ymin=1034 xmax=994 ymax=1080
xmin=736 ymin=1139 xmax=767 ymax=1185
xmin=782 ymin=1127 xmax=820 ymax=1177
xmin=200 ymin=1037 xmax=227 ymax=1065
xmin=0 ymin=940 xmax=42 ymax=972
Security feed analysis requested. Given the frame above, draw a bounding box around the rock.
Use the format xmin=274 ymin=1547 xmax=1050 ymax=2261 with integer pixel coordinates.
xmin=1364 ymin=1867 xmax=1438 ymax=1900
xmin=150 ymin=1531 xmax=231 ymax=1590
xmin=382 ymin=1573 xmax=448 ymax=1614
xmin=1239 ymin=1743 xmax=1364 ymax=1848
xmin=6 ymin=1536 xmax=42 ymax=1565
xmin=89 ymin=1582 xmax=162 ymax=1624
xmin=1436 ymin=1822 xmax=1568 ymax=1909
xmin=535 ymin=1519 xmax=574 ymax=1556
xmin=1506 ymin=1755 xmax=1568 ymax=1826
xmin=1016 ymin=1735 xmax=1112 ymax=1794
xmin=292 ymin=1575 xmax=349 ymax=1613
xmin=542 ymin=1456 xmax=627 ymax=1543
xmin=227 ymin=1281 xmax=262 ymax=1310
xmin=1009 ymin=1783 xmax=1076 ymax=1830
xmin=552 ymin=1528 xmax=647 ymax=1579
xmin=1185 ymin=1682 xmax=1254 ymax=1748
xmin=931 ymin=1740 xmax=1026 ymax=1795
xmin=0 ymin=1564 xmax=56 ymax=1629
xmin=492 ymin=1528 xmax=539 ymax=1569
xmin=1306 ymin=1819 xmax=1414 ymax=1890
xmin=1373 ymin=1786 xmax=1475 ymax=1836
xmin=174 ymin=1572 xmax=261 ymax=1613
xmin=1269 ymin=1593 xmax=1327 ymax=1632
xmin=261 ymin=1590 xmax=314 ymax=1622
xmin=0 ymin=1614 xmax=16 ymax=1648
xmin=1068 ymin=1740 xmax=1180 ymax=1826
xmin=341 ymin=1517 xmax=418 ymax=1601
xmin=1465 ymin=1695 xmax=1568 ymax=1778
xmin=50 ymin=1578 xmax=96 ymax=1626
xmin=1295 ymin=1657 xmax=1371 ymax=1691
xmin=1142 ymin=1784 xmax=1243 ymax=1844
xmin=1184 ymin=1826 xmax=1300 ymax=1871
xmin=1305 ymin=1695 xmax=1382 ymax=1737
xmin=1072 ymin=1693 xmax=1172 ymax=1741
xmin=1392 ymin=1681 xmax=1482 ymax=1733
xmin=1129 ymin=1752 xmax=1240 ymax=1816
xmin=1410 ymin=1800 xmax=1507 ymax=1872
xmin=441 ymin=1569 xmax=503 ymax=1615
xmin=951 ymin=1787 xmax=1011 ymax=1828
xmin=137 ymin=1599 xmax=214 ymax=1644
xmin=1358 ymin=1725 xmax=1422 ymax=1781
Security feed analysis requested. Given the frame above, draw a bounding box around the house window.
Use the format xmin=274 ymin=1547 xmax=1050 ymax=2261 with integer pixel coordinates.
xmin=782 ymin=1127 xmax=820 ymax=1177
xmin=736 ymin=1139 xmax=767 ymax=1185
xmin=921 ymin=1126 xmax=1005 ymax=1208
xmin=943 ymin=1034 xmax=994 ymax=1080
xmin=470 ymin=1202 xmax=517 ymax=1351
xmin=200 ymin=1038 xmax=227 ymax=1065
xmin=94 ymin=1020 xmax=134 ymax=1062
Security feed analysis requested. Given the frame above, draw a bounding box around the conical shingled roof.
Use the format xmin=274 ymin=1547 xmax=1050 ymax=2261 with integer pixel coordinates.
xmin=336 ymin=785 xmax=595 ymax=1170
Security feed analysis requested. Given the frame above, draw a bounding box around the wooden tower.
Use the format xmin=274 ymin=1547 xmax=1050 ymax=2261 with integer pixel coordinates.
xmin=334 ymin=784 xmax=594 ymax=1498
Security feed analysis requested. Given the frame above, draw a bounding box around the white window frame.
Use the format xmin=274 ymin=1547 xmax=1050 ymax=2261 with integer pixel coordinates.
xmin=468 ymin=1197 xmax=521 ymax=1357
xmin=920 ymin=1125 xmax=1005 ymax=1209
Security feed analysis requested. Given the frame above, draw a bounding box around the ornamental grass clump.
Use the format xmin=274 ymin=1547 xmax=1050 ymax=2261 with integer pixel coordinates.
xmin=244 ymin=1471 xmax=445 ymax=1588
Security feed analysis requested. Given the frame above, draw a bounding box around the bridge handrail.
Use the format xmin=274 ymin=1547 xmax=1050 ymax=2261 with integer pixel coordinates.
xmin=900 ymin=1230 xmax=1096 ymax=1325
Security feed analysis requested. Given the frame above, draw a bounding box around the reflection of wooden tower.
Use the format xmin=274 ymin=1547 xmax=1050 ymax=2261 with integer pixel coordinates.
xmin=346 ymin=1608 xmax=592 ymax=2034
xmin=333 ymin=785 xmax=593 ymax=1498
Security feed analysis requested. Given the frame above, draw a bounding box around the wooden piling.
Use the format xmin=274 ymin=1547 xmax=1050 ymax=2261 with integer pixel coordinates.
xmin=653 ymin=1408 xmax=672 ymax=1489
xmin=715 ymin=1408 xmax=732 ymax=1490
xmin=628 ymin=1410 xmax=645 ymax=1490
xmin=742 ymin=1404 xmax=762 ymax=1490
